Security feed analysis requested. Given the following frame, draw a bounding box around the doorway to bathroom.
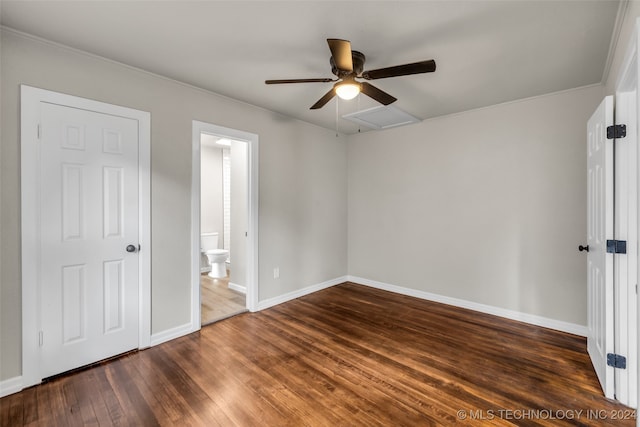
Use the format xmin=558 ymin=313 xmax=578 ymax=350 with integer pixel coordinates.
xmin=191 ymin=121 xmax=259 ymax=327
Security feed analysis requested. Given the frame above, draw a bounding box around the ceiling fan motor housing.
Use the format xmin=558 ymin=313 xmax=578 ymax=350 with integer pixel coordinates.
xmin=331 ymin=50 xmax=366 ymax=77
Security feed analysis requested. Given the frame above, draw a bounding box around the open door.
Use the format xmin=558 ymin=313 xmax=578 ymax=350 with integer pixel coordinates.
xmin=613 ymin=33 xmax=639 ymax=407
xmin=587 ymin=96 xmax=615 ymax=399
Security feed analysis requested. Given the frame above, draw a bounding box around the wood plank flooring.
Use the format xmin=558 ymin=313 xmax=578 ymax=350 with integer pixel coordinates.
xmin=1 ymin=282 xmax=636 ymax=426
xmin=200 ymin=273 xmax=246 ymax=325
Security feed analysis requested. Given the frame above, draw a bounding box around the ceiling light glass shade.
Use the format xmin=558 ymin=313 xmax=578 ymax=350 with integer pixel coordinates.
xmin=336 ymin=82 xmax=361 ymax=100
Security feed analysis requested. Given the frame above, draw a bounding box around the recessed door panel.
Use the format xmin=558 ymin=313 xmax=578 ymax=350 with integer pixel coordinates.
xmin=103 ymin=167 xmax=123 ymax=238
xmin=102 ymin=129 xmax=123 ymax=154
xmin=62 ymin=264 xmax=86 ymax=343
xmin=62 ymin=164 xmax=85 ymax=241
xmin=62 ymin=124 xmax=85 ymax=151
xmin=103 ymin=260 xmax=124 ymax=333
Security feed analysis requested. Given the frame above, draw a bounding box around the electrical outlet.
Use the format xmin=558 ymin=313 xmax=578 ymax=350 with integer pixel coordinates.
xmin=273 ymin=267 xmax=280 ymax=279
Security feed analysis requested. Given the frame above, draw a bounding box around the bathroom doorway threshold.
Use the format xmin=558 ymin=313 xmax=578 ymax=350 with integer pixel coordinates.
xmin=200 ymin=273 xmax=248 ymax=325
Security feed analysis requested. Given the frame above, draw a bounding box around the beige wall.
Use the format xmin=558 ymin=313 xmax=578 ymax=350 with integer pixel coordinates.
xmin=347 ymin=85 xmax=603 ymax=325
xmin=200 ymin=144 xmax=224 ymax=238
xmin=0 ymin=29 xmax=348 ymax=381
xmin=199 ymin=143 xmax=224 ymax=271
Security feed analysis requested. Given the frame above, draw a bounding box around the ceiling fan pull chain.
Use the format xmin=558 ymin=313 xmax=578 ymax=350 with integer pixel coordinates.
xmin=357 ymin=94 xmax=361 ymax=133
xmin=335 ymin=98 xmax=339 ymax=137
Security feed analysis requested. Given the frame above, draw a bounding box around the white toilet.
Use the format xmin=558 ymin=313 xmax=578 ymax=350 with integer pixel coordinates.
xmin=201 ymin=232 xmax=229 ymax=278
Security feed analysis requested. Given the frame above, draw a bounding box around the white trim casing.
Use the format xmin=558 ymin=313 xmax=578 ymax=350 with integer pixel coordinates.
xmin=20 ymin=85 xmax=151 ymax=388
xmin=612 ymin=16 xmax=640 ymax=409
xmin=347 ymin=276 xmax=588 ymax=337
xmin=138 ymin=108 xmax=152 ymax=350
xmin=191 ymin=123 xmax=202 ymax=332
xmin=191 ymin=121 xmax=260 ymax=332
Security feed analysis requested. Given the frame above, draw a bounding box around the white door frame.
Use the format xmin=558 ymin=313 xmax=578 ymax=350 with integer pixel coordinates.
xmin=191 ymin=120 xmax=259 ymax=327
xmin=614 ymin=17 xmax=640 ymax=408
xmin=20 ymin=85 xmax=151 ymax=388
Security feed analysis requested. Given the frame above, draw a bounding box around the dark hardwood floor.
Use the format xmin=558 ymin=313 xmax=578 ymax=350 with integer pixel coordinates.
xmin=1 ymin=282 xmax=636 ymax=426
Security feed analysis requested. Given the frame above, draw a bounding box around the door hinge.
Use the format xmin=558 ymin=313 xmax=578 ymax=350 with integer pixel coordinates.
xmin=39 ymin=331 xmax=43 ymax=347
xmin=607 ymin=353 xmax=627 ymax=369
xmin=606 ymin=239 xmax=627 ymax=254
xmin=37 ymin=123 xmax=41 ymax=139
xmin=606 ymin=124 xmax=626 ymax=139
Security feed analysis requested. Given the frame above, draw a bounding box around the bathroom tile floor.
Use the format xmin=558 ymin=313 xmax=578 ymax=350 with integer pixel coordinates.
xmin=200 ymin=273 xmax=247 ymax=325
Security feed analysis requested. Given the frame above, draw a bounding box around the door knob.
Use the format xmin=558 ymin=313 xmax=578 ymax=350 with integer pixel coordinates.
xmin=126 ymin=244 xmax=137 ymax=253
xmin=578 ymin=245 xmax=589 ymax=252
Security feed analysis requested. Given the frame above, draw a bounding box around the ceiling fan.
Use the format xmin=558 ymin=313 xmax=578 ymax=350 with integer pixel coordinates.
xmin=265 ymin=38 xmax=436 ymax=110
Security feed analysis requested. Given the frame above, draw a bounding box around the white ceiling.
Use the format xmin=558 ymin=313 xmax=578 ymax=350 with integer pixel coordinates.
xmin=0 ymin=1 xmax=623 ymax=134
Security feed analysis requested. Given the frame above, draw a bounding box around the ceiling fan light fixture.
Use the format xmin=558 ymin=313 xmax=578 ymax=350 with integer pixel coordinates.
xmin=335 ymin=81 xmax=361 ymax=100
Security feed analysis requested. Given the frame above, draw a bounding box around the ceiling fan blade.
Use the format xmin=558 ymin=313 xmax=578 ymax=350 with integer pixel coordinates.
xmin=327 ymin=39 xmax=353 ymax=72
xmin=360 ymin=82 xmax=397 ymax=105
xmin=362 ymin=59 xmax=436 ymax=80
xmin=265 ymin=78 xmax=335 ymax=84
xmin=310 ymin=88 xmax=336 ymax=109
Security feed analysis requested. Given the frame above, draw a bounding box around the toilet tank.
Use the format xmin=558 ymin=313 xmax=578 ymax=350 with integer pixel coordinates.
xmin=200 ymin=232 xmax=219 ymax=251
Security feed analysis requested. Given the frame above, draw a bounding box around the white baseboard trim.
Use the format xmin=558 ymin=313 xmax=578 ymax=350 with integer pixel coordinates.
xmin=256 ymin=276 xmax=348 ymax=311
xmin=0 ymin=376 xmax=23 ymax=398
xmin=1 ymin=323 xmax=198 ymax=397
xmin=347 ymin=276 xmax=588 ymax=337
xmin=150 ymin=322 xmax=198 ymax=347
xmin=228 ymin=282 xmax=247 ymax=294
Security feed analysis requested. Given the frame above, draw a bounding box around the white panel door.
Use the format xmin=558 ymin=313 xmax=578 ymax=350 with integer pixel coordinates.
xmin=587 ymin=96 xmax=615 ymax=399
xmin=613 ymin=45 xmax=639 ymax=407
xmin=39 ymin=102 xmax=139 ymax=378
